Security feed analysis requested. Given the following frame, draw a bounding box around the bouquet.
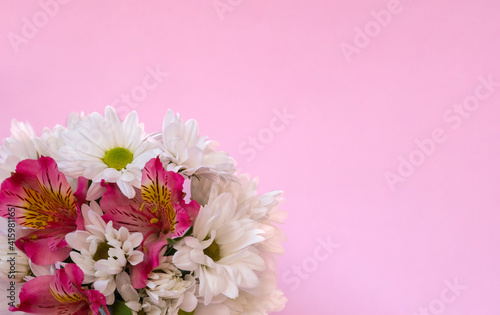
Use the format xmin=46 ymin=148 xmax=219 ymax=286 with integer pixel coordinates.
xmin=0 ymin=107 xmax=287 ymax=315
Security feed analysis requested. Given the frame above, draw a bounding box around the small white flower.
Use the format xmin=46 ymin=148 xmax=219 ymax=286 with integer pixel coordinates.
xmin=128 ymin=297 xmax=166 ymax=315
xmin=57 ymin=107 xmax=161 ymax=199
xmin=116 ymin=271 xmax=140 ymax=302
xmin=173 ymin=192 xmax=265 ymax=305
xmin=145 ymin=257 xmax=197 ymax=315
xmin=116 ymin=271 xmax=167 ymax=315
xmin=65 ymin=202 xmax=144 ymax=304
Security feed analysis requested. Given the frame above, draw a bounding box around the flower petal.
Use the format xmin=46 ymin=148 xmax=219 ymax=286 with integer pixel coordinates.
xmin=0 ymin=157 xmax=77 ymax=229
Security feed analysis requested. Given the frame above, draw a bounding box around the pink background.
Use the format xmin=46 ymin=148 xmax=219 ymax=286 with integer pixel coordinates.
xmin=1 ymin=1 xmax=500 ymax=314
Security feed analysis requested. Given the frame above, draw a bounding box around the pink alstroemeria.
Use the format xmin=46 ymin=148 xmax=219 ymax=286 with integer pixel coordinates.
xmin=101 ymin=157 xmax=199 ymax=240
xmin=101 ymin=157 xmax=200 ymax=288
xmin=10 ymin=263 xmax=109 ymax=315
xmin=0 ymin=156 xmax=85 ymax=265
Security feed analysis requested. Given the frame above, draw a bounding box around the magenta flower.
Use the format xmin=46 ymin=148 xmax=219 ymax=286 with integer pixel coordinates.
xmin=10 ymin=263 xmax=109 ymax=315
xmin=101 ymin=157 xmax=199 ymax=240
xmin=101 ymin=157 xmax=200 ymax=288
xmin=0 ymin=156 xmax=85 ymax=265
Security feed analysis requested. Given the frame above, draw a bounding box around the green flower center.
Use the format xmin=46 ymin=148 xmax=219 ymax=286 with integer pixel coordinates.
xmin=93 ymin=242 xmax=111 ymax=261
xmin=203 ymin=240 xmax=221 ymax=262
xmin=102 ymin=147 xmax=134 ymax=171
xmin=178 ymin=310 xmax=195 ymax=315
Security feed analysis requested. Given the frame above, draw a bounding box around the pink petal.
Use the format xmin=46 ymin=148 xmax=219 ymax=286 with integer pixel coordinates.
xmin=16 ymin=229 xmax=73 ymax=265
xmin=12 ymin=264 xmax=109 ymax=315
xmin=74 ymin=176 xmax=89 ymax=205
xmin=62 ymin=263 xmax=84 ymax=286
xmin=83 ymin=289 xmax=110 ymax=315
xmin=184 ymin=198 xmax=201 ymax=222
xmin=141 ymin=157 xmax=185 ymax=205
xmin=100 ymin=183 xmax=150 ymax=233
xmin=130 ymin=235 xmax=168 ymax=289
xmin=101 ymin=203 xmax=152 ymax=235
xmin=141 ymin=157 xmax=199 ymax=236
xmin=0 ymin=157 xmax=79 ymax=264
xmin=9 ymin=275 xmax=69 ymax=314
xmin=0 ymin=158 xmax=76 ymax=229
xmin=100 ymin=182 xmax=142 ymax=212
xmin=172 ymin=204 xmax=192 ymax=238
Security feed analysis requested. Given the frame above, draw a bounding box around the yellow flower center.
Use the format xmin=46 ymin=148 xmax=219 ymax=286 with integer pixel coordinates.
xmin=50 ymin=287 xmax=83 ymax=303
xmin=178 ymin=310 xmax=195 ymax=315
xmin=102 ymin=147 xmax=134 ymax=171
xmin=203 ymin=240 xmax=221 ymax=262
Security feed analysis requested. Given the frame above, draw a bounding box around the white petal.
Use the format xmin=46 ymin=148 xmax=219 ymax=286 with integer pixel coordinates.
xmin=117 ymin=180 xmax=136 ymax=198
xmin=65 ymin=231 xmax=91 ymax=250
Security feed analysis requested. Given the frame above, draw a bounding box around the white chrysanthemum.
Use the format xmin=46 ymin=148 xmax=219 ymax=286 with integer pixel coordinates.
xmin=172 ymin=192 xmax=265 ymax=305
xmin=38 ymin=124 xmax=66 ymax=160
xmin=0 ymin=120 xmax=62 ymax=183
xmin=157 ymin=110 xmax=235 ymax=186
xmin=145 ymin=257 xmax=197 ymax=315
xmin=117 ymin=271 xmax=175 ymax=315
xmin=189 ymin=176 xmax=288 ymax=314
xmin=203 ymin=175 xmax=287 ymax=270
xmin=65 ymin=202 xmax=144 ymax=304
xmin=57 ymin=107 xmax=161 ymax=198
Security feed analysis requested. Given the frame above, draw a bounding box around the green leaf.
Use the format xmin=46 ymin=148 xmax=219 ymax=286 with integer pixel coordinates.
xmin=105 ymin=300 xmax=133 ymax=315
xmin=167 ymin=226 xmax=193 ymax=245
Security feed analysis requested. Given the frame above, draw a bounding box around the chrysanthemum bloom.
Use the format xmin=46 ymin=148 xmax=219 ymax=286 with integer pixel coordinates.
xmin=158 ymin=110 xmax=235 ymax=180
xmin=57 ymin=107 xmax=161 ymax=199
xmin=0 ymin=119 xmax=65 ymax=182
xmin=0 ymin=156 xmax=86 ymax=265
xmin=116 ymin=257 xmax=197 ymax=315
xmin=10 ymin=263 xmax=109 ymax=315
xmin=66 ymin=203 xmax=143 ymax=304
xmin=173 ymin=192 xmax=266 ymax=305
xmin=212 ymin=175 xmax=287 ymax=269
xmin=156 ymin=110 xmax=236 ymax=207
xmin=116 ymin=272 xmax=166 ymax=315
xmin=144 ymin=257 xmax=197 ymax=315
xmin=100 ymin=157 xmax=200 ymax=288
xmin=0 ymin=121 xmax=41 ymax=183
xmin=196 ymin=175 xmax=288 ymax=314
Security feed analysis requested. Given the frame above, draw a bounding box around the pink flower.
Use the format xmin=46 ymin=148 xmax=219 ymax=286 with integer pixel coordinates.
xmin=101 ymin=157 xmax=200 ymax=288
xmin=0 ymin=156 xmax=85 ymax=265
xmin=10 ymin=263 xmax=109 ymax=315
xmin=125 ymin=235 xmax=166 ymax=289
xmin=101 ymin=157 xmax=199 ymax=240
